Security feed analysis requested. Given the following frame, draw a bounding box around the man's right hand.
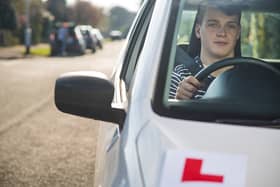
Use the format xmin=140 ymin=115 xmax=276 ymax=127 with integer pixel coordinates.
xmin=175 ymin=76 xmax=201 ymax=100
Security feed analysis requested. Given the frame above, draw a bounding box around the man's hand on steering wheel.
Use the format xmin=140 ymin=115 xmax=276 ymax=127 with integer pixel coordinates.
xmin=175 ymin=76 xmax=201 ymax=100
xmin=175 ymin=57 xmax=280 ymax=100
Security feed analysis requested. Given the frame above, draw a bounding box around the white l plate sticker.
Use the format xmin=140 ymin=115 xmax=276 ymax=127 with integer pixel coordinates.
xmin=159 ymin=150 xmax=247 ymax=187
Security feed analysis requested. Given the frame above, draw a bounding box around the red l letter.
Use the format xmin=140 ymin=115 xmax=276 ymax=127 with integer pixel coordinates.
xmin=181 ymin=158 xmax=224 ymax=183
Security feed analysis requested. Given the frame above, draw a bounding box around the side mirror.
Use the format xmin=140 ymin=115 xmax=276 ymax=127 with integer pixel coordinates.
xmin=55 ymin=71 xmax=125 ymax=125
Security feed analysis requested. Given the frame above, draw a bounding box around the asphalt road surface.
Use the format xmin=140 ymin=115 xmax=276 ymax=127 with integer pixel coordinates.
xmin=0 ymin=41 xmax=124 ymax=187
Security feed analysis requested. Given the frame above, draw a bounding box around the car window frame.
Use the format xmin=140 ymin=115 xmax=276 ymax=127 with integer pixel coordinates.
xmin=119 ymin=0 xmax=155 ymax=91
xmin=152 ymin=0 xmax=180 ymax=115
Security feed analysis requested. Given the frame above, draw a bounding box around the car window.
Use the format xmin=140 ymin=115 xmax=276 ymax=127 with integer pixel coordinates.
xmin=241 ymin=12 xmax=280 ymax=60
xmin=177 ymin=10 xmax=196 ymax=46
xmin=153 ymin=0 xmax=280 ymax=127
xmin=120 ymin=0 xmax=155 ymax=91
xmin=176 ymin=7 xmax=280 ymax=61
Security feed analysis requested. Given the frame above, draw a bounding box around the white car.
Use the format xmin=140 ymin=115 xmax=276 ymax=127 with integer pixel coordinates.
xmin=92 ymin=28 xmax=104 ymax=49
xmin=77 ymin=25 xmax=99 ymax=53
xmin=55 ymin=0 xmax=280 ymax=186
xmin=109 ymin=30 xmax=123 ymax=40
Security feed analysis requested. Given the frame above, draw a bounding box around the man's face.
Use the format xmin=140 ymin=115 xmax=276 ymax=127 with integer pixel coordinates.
xmin=195 ymin=7 xmax=241 ymax=59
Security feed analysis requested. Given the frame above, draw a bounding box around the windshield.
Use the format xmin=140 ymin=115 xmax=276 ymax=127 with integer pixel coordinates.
xmin=156 ymin=0 xmax=280 ymax=127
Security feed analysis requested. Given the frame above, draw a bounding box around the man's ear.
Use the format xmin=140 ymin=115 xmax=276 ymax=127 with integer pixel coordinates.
xmin=195 ymin=24 xmax=201 ymax=39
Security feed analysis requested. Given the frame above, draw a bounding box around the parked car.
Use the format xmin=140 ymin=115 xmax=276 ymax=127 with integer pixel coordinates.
xmin=77 ymin=25 xmax=99 ymax=53
xmin=92 ymin=28 xmax=104 ymax=49
xmin=49 ymin=23 xmax=86 ymax=56
xmin=55 ymin=0 xmax=280 ymax=187
xmin=109 ymin=30 xmax=123 ymax=40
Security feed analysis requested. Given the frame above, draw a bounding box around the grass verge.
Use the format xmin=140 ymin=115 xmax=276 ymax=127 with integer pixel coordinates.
xmin=30 ymin=45 xmax=51 ymax=56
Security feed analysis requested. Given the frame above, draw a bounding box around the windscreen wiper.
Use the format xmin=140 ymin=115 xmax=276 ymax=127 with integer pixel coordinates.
xmin=216 ymin=119 xmax=280 ymax=128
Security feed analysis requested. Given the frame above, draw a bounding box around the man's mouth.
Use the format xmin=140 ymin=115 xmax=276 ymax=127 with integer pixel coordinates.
xmin=214 ymin=41 xmax=228 ymax=46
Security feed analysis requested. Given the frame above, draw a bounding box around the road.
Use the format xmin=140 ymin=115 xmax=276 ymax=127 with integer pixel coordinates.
xmin=0 ymin=41 xmax=124 ymax=187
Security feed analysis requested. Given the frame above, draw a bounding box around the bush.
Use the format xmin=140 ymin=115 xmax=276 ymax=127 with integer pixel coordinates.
xmin=0 ymin=30 xmax=19 ymax=46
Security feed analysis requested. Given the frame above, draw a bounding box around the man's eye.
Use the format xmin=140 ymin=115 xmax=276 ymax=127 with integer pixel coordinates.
xmin=208 ymin=23 xmax=218 ymax=28
xmin=227 ymin=23 xmax=238 ymax=30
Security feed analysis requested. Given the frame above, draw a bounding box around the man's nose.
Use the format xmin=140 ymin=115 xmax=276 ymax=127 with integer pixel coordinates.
xmin=216 ymin=26 xmax=226 ymax=37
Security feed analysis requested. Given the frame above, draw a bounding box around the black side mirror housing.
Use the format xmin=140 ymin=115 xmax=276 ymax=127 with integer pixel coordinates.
xmin=55 ymin=71 xmax=125 ymax=125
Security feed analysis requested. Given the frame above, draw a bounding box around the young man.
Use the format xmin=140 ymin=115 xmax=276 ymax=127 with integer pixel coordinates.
xmin=170 ymin=5 xmax=241 ymax=100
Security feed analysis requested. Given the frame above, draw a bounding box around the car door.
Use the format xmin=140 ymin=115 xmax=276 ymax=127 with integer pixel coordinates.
xmin=94 ymin=1 xmax=156 ymax=187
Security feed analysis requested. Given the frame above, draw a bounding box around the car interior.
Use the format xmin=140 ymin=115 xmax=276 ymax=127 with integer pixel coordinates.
xmin=155 ymin=0 xmax=280 ymax=128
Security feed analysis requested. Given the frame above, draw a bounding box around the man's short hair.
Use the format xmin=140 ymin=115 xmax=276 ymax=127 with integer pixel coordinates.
xmin=196 ymin=4 xmax=241 ymax=25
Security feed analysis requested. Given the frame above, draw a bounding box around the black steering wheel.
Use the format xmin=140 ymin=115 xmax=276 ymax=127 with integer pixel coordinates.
xmin=194 ymin=57 xmax=280 ymax=81
xmin=186 ymin=57 xmax=280 ymax=121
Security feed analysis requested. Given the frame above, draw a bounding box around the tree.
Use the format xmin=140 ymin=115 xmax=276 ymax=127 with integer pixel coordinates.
xmin=241 ymin=12 xmax=280 ymax=59
xmin=0 ymin=0 xmax=17 ymax=30
xmin=13 ymin=0 xmax=44 ymax=45
xmin=46 ymin=0 xmax=67 ymax=22
xmin=30 ymin=0 xmax=44 ymax=44
xmin=109 ymin=6 xmax=136 ymax=36
xmin=67 ymin=1 xmax=103 ymax=26
xmin=263 ymin=14 xmax=280 ymax=58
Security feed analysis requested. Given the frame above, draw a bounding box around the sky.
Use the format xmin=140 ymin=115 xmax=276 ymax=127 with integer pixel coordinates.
xmin=66 ymin=0 xmax=140 ymax=12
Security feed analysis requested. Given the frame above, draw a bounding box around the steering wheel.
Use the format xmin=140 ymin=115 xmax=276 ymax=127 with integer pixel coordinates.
xmin=194 ymin=57 xmax=280 ymax=81
xmin=188 ymin=57 xmax=280 ymax=120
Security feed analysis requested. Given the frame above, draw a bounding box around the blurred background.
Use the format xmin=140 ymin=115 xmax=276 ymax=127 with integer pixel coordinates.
xmin=0 ymin=1 xmax=145 ymax=186
xmin=0 ymin=0 xmax=144 ymax=57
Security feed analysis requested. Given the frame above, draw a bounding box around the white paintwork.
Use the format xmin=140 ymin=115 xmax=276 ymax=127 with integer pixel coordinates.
xmin=135 ymin=113 xmax=280 ymax=187
xmin=95 ymin=0 xmax=280 ymax=187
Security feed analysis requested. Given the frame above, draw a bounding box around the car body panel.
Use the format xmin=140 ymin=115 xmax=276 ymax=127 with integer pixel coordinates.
xmin=137 ymin=115 xmax=280 ymax=187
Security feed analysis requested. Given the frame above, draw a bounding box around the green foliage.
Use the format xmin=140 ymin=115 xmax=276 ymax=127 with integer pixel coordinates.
xmin=47 ymin=0 xmax=67 ymax=22
xmin=0 ymin=1 xmax=17 ymax=30
xmin=109 ymin=6 xmax=136 ymax=36
xmin=30 ymin=0 xmax=43 ymax=44
xmin=241 ymin=12 xmax=280 ymax=59
xmin=0 ymin=0 xmax=44 ymax=46
xmin=263 ymin=14 xmax=280 ymax=59
xmin=66 ymin=1 xmax=103 ymax=26
xmin=0 ymin=30 xmax=19 ymax=46
xmin=177 ymin=11 xmax=196 ymax=44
